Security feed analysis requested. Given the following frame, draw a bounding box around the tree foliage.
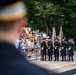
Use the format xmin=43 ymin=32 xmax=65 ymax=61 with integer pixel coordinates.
xmin=24 ymin=0 xmax=76 ymax=42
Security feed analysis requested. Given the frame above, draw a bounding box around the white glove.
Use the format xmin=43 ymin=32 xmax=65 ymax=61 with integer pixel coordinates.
xmin=62 ymin=47 xmax=64 ymax=49
xmin=68 ymin=47 xmax=71 ymax=50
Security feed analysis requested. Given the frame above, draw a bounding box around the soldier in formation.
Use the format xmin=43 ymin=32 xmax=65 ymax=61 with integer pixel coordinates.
xmin=67 ymin=39 xmax=74 ymax=61
xmin=54 ymin=39 xmax=60 ymax=61
xmin=61 ymin=38 xmax=67 ymax=61
xmin=41 ymin=38 xmax=47 ymax=61
xmin=48 ymin=38 xmax=53 ymax=61
xmin=41 ymin=38 xmax=75 ymax=61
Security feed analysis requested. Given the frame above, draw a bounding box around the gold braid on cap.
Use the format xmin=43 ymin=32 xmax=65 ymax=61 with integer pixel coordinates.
xmin=0 ymin=1 xmax=26 ymax=22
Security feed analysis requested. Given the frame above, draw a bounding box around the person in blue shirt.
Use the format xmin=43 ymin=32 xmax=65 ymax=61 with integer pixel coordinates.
xmin=19 ymin=38 xmax=23 ymax=50
xmin=21 ymin=33 xmax=25 ymax=40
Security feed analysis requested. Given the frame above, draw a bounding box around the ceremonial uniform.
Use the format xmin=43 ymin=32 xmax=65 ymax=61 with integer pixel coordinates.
xmin=54 ymin=41 xmax=60 ymax=61
xmin=41 ymin=41 xmax=47 ymax=61
xmin=67 ymin=42 xmax=74 ymax=61
xmin=48 ymin=40 xmax=53 ymax=61
xmin=0 ymin=1 xmax=58 ymax=75
xmin=61 ymin=41 xmax=67 ymax=61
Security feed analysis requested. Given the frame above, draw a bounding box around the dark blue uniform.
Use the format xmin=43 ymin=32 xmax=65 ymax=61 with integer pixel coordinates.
xmin=41 ymin=41 xmax=47 ymax=61
xmin=54 ymin=41 xmax=60 ymax=61
xmin=48 ymin=41 xmax=53 ymax=61
xmin=61 ymin=41 xmax=67 ymax=61
xmin=67 ymin=42 xmax=74 ymax=61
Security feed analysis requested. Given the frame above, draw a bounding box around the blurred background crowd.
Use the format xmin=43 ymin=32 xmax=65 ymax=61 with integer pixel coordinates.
xmin=15 ymin=28 xmax=75 ymax=62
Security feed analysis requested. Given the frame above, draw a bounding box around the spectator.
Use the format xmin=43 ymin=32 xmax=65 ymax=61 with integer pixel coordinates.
xmin=43 ymin=32 xmax=47 ymax=38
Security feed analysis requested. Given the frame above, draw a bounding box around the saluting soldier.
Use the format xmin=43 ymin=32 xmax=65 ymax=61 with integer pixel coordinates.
xmin=41 ymin=38 xmax=47 ymax=61
xmin=67 ymin=39 xmax=74 ymax=61
xmin=54 ymin=39 xmax=60 ymax=61
xmin=48 ymin=38 xmax=53 ymax=61
xmin=61 ymin=38 xmax=67 ymax=61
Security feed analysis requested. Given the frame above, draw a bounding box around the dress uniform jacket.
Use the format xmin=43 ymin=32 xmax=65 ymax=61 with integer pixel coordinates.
xmin=54 ymin=42 xmax=60 ymax=56
xmin=67 ymin=42 xmax=74 ymax=56
xmin=48 ymin=41 xmax=53 ymax=56
xmin=0 ymin=42 xmax=57 ymax=75
xmin=61 ymin=41 xmax=67 ymax=56
xmin=41 ymin=41 xmax=47 ymax=55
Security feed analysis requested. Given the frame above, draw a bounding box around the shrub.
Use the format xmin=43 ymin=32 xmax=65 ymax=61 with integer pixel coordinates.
xmin=74 ymin=46 xmax=76 ymax=51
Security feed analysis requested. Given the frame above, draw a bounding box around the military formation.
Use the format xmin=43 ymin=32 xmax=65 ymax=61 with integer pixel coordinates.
xmin=41 ymin=38 xmax=75 ymax=61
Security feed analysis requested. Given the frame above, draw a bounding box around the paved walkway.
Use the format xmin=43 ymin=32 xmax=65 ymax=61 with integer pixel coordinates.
xmin=30 ymin=61 xmax=76 ymax=73
xmin=27 ymin=55 xmax=76 ymax=73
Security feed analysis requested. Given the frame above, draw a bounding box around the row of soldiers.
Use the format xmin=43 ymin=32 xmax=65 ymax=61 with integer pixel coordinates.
xmin=41 ymin=38 xmax=74 ymax=61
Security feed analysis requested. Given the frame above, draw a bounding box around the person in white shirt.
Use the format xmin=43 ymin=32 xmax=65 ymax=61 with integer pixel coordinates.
xmin=27 ymin=39 xmax=31 ymax=48
xmin=43 ymin=32 xmax=47 ymax=38
xmin=26 ymin=38 xmax=31 ymax=57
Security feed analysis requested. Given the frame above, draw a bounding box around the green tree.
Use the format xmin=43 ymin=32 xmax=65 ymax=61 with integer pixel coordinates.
xmin=25 ymin=0 xmax=76 ymax=42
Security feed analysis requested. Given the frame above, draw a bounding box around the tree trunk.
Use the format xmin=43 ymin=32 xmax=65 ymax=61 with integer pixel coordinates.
xmin=54 ymin=16 xmax=59 ymax=35
xmin=44 ymin=22 xmax=48 ymax=34
xmin=45 ymin=17 xmax=51 ymax=35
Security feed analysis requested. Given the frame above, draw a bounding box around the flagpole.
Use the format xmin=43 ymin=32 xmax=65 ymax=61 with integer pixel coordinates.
xmin=59 ymin=26 xmax=63 ymax=45
xmin=59 ymin=14 xmax=64 ymax=58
